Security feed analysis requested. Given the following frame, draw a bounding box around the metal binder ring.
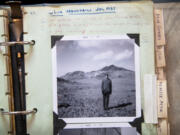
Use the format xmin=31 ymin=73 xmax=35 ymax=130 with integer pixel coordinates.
xmin=0 ymin=40 xmax=35 ymax=46
xmin=0 ymin=108 xmax=37 ymax=115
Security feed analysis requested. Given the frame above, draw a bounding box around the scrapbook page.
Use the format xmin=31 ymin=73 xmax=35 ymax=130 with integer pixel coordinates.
xmin=0 ymin=1 xmax=155 ymax=135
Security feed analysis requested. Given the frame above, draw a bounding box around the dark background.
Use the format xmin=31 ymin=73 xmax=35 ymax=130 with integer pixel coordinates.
xmin=0 ymin=0 xmax=180 ymax=5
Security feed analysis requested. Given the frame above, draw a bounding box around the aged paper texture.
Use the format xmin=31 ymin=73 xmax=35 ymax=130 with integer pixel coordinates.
xmin=0 ymin=9 xmax=10 ymax=135
xmin=154 ymin=9 xmax=166 ymax=46
xmin=157 ymin=119 xmax=168 ymax=135
xmin=155 ymin=3 xmax=180 ymax=135
xmin=157 ymin=80 xmax=167 ymax=118
xmin=155 ymin=46 xmax=166 ymax=67
xmin=144 ymin=74 xmax=157 ymax=123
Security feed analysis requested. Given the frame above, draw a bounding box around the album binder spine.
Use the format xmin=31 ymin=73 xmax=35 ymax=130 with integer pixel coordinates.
xmin=0 ymin=1 xmax=36 ymax=135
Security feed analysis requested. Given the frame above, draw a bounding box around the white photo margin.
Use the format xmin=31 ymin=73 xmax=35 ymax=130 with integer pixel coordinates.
xmin=52 ymin=35 xmax=141 ymax=124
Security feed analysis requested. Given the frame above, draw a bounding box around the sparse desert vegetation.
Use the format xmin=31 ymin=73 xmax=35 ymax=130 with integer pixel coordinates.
xmin=58 ymin=65 xmax=136 ymax=118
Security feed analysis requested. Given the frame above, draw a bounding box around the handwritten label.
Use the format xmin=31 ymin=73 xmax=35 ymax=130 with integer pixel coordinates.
xmin=158 ymin=119 xmax=168 ymax=135
xmin=47 ymin=2 xmax=153 ymax=49
xmin=156 ymin=46 xmax=166 ymax=67
xmin=49 ymin=6 xmax=116 ymax=16
xmin=157 ymin=80 xmax=168 ymax=118
xmin=154 ymin=9 xmax=166 ymax=46
xmin=48 ymin=11 xmax=147 ymax=35
xmin=156 ymin=68 xmax=166 ymax=80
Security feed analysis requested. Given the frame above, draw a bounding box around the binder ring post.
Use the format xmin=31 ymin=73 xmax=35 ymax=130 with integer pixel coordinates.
xmin=0 ymin=40 xmax=35 ymax=46
xmin=0 ymin=108 xmax=37 ymax=115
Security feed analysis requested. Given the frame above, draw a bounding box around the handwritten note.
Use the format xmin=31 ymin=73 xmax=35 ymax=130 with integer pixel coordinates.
xmin=22 ymin=1 xmax=155 ymax=134
xmin=47 ymin=2 xmax=153 ymax=41
xmin=154 ymin=9 xmax=166 ymax=46
xmin=156 ymin=46 xmax=166 ymax=67
xmin=48 ymin=14 xmax=146 ymax=35
xmin=49 ymin=6 xmax=116 ymax=16
xmin=157 ymin=80 xmax=168 ymax=118
xmin=156 ymin=68 xmax=166 ymax=80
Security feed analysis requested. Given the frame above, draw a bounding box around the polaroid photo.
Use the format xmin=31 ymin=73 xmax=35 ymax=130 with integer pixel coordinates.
xmin=52 ymin=35 xmax=141 ymax=124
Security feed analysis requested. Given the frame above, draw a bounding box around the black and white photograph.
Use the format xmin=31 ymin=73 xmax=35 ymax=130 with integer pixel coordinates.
xmin=59 ymin=127 xmax=137 ymax=135
xmin=52 ymin=35 xmax=141 ymax=123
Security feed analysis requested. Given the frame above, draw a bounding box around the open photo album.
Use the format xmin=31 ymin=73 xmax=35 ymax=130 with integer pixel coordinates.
xmin=1 ymin=1 xmax=176 ymax=135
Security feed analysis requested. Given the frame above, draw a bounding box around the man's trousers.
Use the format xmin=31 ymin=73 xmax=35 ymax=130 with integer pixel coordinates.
xmin=103 ymin=93 xmax=110 ymax=110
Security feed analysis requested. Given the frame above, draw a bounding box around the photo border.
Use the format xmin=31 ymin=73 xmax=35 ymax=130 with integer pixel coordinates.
xmin=52 ymin=34 xmax=141 ymax=124
xmin=60 ymin=124 xmax=139 ymax=135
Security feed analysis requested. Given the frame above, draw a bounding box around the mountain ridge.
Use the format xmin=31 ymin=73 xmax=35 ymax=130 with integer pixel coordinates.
xmin=58 ymin=65 xmax=134 ymax=81
xmin=100 ymin=64 xmax=132 ymax=72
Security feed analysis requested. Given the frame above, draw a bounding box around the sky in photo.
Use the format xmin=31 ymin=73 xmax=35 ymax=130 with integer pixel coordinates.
xmin=56 ymin=38 xmax=135 ymax=77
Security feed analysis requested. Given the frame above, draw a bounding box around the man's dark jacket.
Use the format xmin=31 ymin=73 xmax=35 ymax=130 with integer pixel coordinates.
xmin=101 ymin=78 xmax=112 ymax=94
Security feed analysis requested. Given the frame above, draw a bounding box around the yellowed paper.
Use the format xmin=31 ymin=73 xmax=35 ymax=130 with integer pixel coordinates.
xmin=154 ymin=9 xmax=166 ymax=46
xmin=156 ymin=68 xmax=166 ymax=80
xmin=0 ymin=9 xmax=10 ymax=135
xmin=144 ymin=74 xmax=158 ymax=123
xmin=155 ymin=3 xmax=180 ymax=134
xmin=157 ymin=80 xmax=168 ymax=118
xmin=47 ymin=1 xmax=155 ymax=109
xmin=156 ymin=46 xmax=166 ymax=67
xmin=22 ymin=1 xmax=155 ymax=133
xmin=158 ymin=119 xmax=168 ymax=135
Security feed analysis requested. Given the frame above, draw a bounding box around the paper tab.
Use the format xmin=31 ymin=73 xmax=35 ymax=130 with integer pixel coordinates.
xmin=154 ymin=9 xmax=166 ymax=46
xmin=157 ymin=80 xmax=168 ymax=118
xmin=158 ymin=119 xmax=168 ymax=135
xmin=144 ymin=74 xmax=158 ymax=123
xmin=156 ymin=46 xmax=166 ymax=67
xmin=156 ymin=68 xmax=166 ymax=80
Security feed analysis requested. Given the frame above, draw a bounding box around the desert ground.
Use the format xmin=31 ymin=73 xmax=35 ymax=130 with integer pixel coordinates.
xmin=57 ymin=65 xmax=136 ymax=118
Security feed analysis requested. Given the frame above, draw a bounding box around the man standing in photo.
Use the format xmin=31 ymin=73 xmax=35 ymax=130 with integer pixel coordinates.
xmin=101 ymin=74 xmax=112 ymax=110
